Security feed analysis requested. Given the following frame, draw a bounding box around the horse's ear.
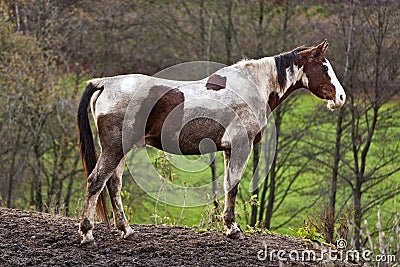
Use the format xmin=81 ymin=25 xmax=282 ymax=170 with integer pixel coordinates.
xmin=312 ymin=39 xmax=328 ymax=57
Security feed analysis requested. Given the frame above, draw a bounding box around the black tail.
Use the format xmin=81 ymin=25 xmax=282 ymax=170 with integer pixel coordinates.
xmin=77 ymin=83 xmax=108 ymax=223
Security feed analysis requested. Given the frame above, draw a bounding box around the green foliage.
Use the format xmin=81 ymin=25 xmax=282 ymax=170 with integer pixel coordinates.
xmin=197 ymin=203 xmax=225 ymax=233
xmin=290 ymin=221 xmax=326 ymax=244
xmin=154 ymin=151 xmax=177 ymax=182
xmin=121 ymin=190 xmax=134 ymax=222
xmin=245 ymin=222 xmax=274 ymax=236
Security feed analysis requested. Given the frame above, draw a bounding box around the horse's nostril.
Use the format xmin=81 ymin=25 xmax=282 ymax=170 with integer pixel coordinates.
xmin=339 ymin=94 xmax=344 ymax=101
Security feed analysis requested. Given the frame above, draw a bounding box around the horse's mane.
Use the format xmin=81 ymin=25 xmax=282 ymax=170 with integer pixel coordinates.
xmin=274 ymin=46 xmax=310 ymax=91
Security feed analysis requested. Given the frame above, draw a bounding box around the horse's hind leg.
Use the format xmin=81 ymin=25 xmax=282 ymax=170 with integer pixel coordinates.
xmin=79 ymin=149 xmax=123 ymax=244
xmin=106 ymin=158 xmax=134 ymax=238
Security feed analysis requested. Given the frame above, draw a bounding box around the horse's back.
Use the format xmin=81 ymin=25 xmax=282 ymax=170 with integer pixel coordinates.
xmin=89 ymin=69 xmax=267 ymax=138
xmin=89 ymin=74 xmax=175 ymax=120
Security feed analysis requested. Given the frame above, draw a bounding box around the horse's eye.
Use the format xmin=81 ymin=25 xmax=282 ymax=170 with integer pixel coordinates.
xmin=323 ymin=65 xmax=329 ymax=72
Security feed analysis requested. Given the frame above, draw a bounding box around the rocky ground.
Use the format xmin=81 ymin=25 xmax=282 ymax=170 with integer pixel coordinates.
xmin=0 ymin=207 xmax=359 ymax=266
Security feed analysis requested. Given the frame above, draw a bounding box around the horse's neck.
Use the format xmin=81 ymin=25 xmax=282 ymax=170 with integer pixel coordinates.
xmin=238 ymin=57 xmax=304 ymax=109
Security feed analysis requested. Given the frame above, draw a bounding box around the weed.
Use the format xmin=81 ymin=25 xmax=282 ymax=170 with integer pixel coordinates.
xmin=290 ymin=220 xmax=326 ymax=243
xmin=197 ymin=201 xmax=225 ymax=233
xmin=245 ymin=221 xmax=274 ymax=236
xmin=121 ymin=189 xmax=133 ymax=222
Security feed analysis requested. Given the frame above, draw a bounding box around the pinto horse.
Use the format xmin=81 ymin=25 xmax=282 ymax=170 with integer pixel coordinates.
xmin=77 ymin=40 xmax=345 ymax=244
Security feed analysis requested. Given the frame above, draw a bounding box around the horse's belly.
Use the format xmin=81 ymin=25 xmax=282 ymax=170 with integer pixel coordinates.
xmin=145 ymin=117 xmax=227 ymax=155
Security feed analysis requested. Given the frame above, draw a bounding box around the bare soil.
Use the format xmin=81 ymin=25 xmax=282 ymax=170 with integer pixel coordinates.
xmin=0 ymin=207 xmax=356 ymax=266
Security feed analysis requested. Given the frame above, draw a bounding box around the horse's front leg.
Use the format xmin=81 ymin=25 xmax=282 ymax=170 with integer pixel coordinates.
xmin=222 ymin=144 xmax=252 ymax=239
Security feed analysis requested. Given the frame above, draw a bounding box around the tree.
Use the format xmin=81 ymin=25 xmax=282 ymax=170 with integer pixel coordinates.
xmin=348 ymin=1 xmax=400 ymax=249
xmin=302 ymin=1 xmax=400 ymax=248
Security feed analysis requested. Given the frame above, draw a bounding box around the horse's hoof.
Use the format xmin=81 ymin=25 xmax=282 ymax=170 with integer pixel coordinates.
xmin=122 ymin=227 xmax=134 ymax=239
xmin=80 ymin=238 xmax=96 ymax=246
xmin=227 ymin=230 xmax=245 ymax=239
xmin=226 ymin=222 xmax=245 ymax=240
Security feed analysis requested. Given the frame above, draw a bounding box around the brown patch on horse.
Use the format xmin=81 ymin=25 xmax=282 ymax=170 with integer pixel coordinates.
xmin=268 ymin=92 xmax=280 ymax=111
xmin=253 ymin=131 xmax=263 ymax=145
xmin=144 ymin=85 xmax=185 ymax=152
xmin=206 ymin=74 xmax=227 ymax=91
xmin=267 ymin=81 xmax=304 ymax=111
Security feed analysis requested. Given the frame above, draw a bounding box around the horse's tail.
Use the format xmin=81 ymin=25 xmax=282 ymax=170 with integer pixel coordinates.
xmin=77 ymin=82 xmax=108 ymax=223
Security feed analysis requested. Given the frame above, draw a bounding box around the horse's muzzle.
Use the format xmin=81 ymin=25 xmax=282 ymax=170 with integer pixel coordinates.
xmin=327 ymin=99 xmax=345 ymax=110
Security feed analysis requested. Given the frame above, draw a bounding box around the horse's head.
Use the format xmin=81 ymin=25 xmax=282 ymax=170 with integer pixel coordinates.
xmin=298 ymin=40 xmax=346 ymax=110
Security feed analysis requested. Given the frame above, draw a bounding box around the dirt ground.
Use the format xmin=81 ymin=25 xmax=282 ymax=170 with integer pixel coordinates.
xmin=0 ymin=207 xmax=358 ymax=266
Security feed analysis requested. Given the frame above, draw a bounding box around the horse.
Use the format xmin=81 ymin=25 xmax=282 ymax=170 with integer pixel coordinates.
xmin=77 ymin=40 xmax=346 ymax=244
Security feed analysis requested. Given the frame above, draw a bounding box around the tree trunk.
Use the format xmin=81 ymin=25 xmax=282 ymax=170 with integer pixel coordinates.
xmin=353 ymin=178 xmax=362 ymax=250
xmin=6 ymin=149 xmax=17 ymax=208
xmin=210 ymin=152 xmax=218 ymax=210
xmin=265 ymin=157 xmax=276 ymax=229
xmin=6 ymin=131 xmax=20 ymax=208
xmin=250 ymin=143 xmax=260 ymax=227
xmin=224 ymin=0 xmax=234 ymax=65
xmin=251 ymin=0 xmax=265 ymax=227
xmin=64 ymin=171 xmax=75 ymax=217
xmin=33 ymin=145 xmax=43 ymax=212
xmin=46 ymin=140 xmax=59 ymax=213
xmin=199 ymin=0 xmax=206 ymax=58
xmin=258 ymin=173 xmax=268 ymax=225
xmin=327 ymin=4 xmax=355 ymax=243
xmin=258 ymin=128 xmax=276 ymax=225
xmin=256 ymin=0 xmax=264 ymax=58
xmin=327 ymin=108 xmax=344 ymax=244
xmin=265 ymin=107 xmax=281 ymax=229
xmin=54 ymin=138 xmax=68 ymax=214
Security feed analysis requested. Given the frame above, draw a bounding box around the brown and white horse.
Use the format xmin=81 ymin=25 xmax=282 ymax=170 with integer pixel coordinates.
xmin=77 ymin=40 xmax=345 ymax=244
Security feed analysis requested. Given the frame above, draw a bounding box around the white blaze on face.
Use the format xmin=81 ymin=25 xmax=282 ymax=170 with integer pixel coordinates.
xmin=324 ymin=60 xmax=346 ymax=109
